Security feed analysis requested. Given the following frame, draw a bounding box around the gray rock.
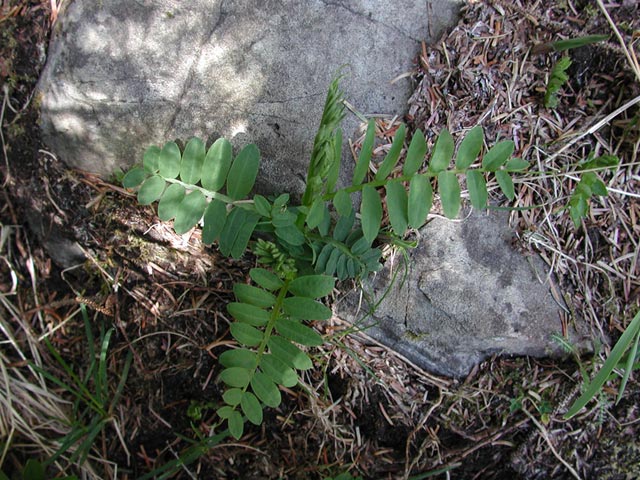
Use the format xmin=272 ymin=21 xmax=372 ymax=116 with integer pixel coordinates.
xmin=335 ymin=210 xmax=588 ymax=378
xmin=37 ymin=0 xmax=461 ymax=196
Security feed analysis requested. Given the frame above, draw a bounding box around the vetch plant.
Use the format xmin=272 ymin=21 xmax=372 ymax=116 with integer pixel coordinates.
xmin=122 ymin=76 xmax=525 ymax=439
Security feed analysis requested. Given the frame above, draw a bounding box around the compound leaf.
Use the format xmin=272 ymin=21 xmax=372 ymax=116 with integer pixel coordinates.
xmin=289 ymin=275 xmax=336 ymax=298
xmin=174 ymin=190 xmax=207 ymax=234
xmin=438 ymin=171 xmax=461 ymax=219
xmin=227 ymin=144 xmax=260 ymax=200
xmin=408 ymin=174 xmax=432 ymax=229
xmin=241 ymin=391 xmax=263 ymax=426
xmin=202 ymin=199 xmax=227 ymax=244
xmin=137 ymin=175 xmax=166 ymax=205
xmin=180 ymin=137 xmax=205 ymax=185
xmin=250 ymin=268 xmax=283 ymax=291
xmin=283 ymin=297 xmax=332 ymax=320
xmin=219 ymin=367 xmax=250 ymax=388
xmin=386 ymin=180 xmax=408 ymax=236
xmin=157 ymin=183 xmax=185 ymax=221
xmin=482 ymin=140 xmax=514 ymax=171
xmin=456 ymin=125 xmax=483 ymax=170
xmin=375 ymin=123 xmax=406 ymax=181
xmin=251 ymin=371 xmax=281 ymax=408
xmin=268 ymin=335 xmax=313 ymax=370
xmin=466 ymin=170 xmax=488 ymax=209
xmin=202 ymin=138 xmax=233 ymax=192
xmin=230 ymin=323 xmax=263 ymax=347
xmin=275 ymin=318 xmax=323 ymax=346
xmin=158 ymin=141 xmax=181 ymax=179
xmin=361 ymin=185 xmax=382 ymax=244
xmin=403 ymin=129 xmax=427 ymax=176
xmin=429 ymin=129 xmax=454 ymax=174
xmin=353 ymin=119 xmax=376 ymax=186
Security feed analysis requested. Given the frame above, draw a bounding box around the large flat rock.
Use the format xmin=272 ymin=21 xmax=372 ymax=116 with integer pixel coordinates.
xmin=335 ymin=210 xmax=589 ymax=378
xmin=37 ymin=0 xmax=460 ymax=195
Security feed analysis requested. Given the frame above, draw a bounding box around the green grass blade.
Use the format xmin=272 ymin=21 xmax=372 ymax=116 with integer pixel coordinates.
xmin=617 ymin=330 xmax=640 ymax=403
xmin=564 ymin=310 xmax=640 ymax=419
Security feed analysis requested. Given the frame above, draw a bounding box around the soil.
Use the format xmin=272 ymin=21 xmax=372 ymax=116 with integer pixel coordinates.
xmin=1 ymin=1 xmax=639 ymax=479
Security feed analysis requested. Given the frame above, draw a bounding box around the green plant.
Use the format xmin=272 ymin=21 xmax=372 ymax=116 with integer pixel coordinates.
xmin=122 ymin=77 xmax=524 ymax=439
xmin=564 ymin=309 xmax=640 ymax=419
xmin=0 ymin=459 xmax=78 ymax=480
xmin=31 ymin=305 xmax=132 ymax=470
xmin=544 ymin=56 xmax=572 ymax=109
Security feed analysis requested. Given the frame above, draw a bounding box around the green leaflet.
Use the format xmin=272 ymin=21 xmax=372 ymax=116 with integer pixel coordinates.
xmin=334 ymin=190 xmax=352 ymax=216
xmin=202 ymin=138 xmax=232 ymax=191
xmin=282 ymin=297 xmax=332 ymax=320
xmin=219 ymin=208 xmax=260 ymax=258
xmin=202 ymin=199 xmax=227 ymax=245
xmin=361 ymin=185 xmax=382 ymax=244
xmin=223 ymin=388 xmax=243 ymax=406
xmin=408 ymin=174 xmax=432 ymax=229
xmin=288 ymin=275 xmax=335 ymax=298
xmin=466 ymin=170 xmax=488 ymax=209
xmin=227 ymin=302 xmax=270 ymax=326
xmin=275 ymin=318 xmax=324 ymax=347
xmin=230 ymin=323 xmax=263 ymax=347
xmin=233 ymin=283 xmax=276 ymax=308
xmin=306 ymin=198 xmax=326 ymax=230
xmin=504 ymin=158 xmax=529 ymax=172
xmin=227 ymin=144 xmax=260 ymax=200
xmin=496 ymin=170 xmax=515 ymax=201
xmin=228 ymin=410 xmax=244 ymax=439
xmin=403 ymin=129 xmax=427 ymax=176
xmin=483 ymin=140 xmax=515 ymax=171
xmin=157 ymin=183 xmax=185 ymax=221
xmin=251 ymin=371 xmax=281 ymax=408
xmin=385 ymin=180 xmax=408 ymax=236
xmin=180 ymin=137 xmax=205 ymax=185
xmin=158 ymin=141 xmax=181 ymax=179
xmin=249 ymin=268 xmax=283 ymax=291
xmin=219 ymin=367 xmax=250 ymax=388
xmin=241 ymin=391 xmax=263 ymax=425
xmin=268 ymin=335 xmax=313 ymax=370
xmin=438 ymin=171 xmax=461 ymax=219
xmin=143 ymin=145 xmax=161 ymax=172
xmin=429 ymin=129 xmax=454 ymax=173
xmin=260 ymin=354 xmax=298 ymax=388
xmin=333 ymin=209 xmax=355 ymax=242
xmin=122 ymin=167 xmax=147 ymax=188
xmin=353 ymin=119 xmax=376 ymax=185
xmin=456 ymin=126 xmax=483 ymax=170
xmin=253 ymin=194 xmax=272 ymax=218
xmin=173 ymin=190 xmax=207 ymax=234
xmin=137 ymin=175 xmax=166 ymax=205
xmin=219 ymin=349 xmax=257 ymax=369
xmin=375 ymin=123 xmax=406 ymax=181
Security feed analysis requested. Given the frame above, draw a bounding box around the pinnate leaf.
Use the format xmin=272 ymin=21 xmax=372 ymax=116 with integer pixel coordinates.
xmin=438 ymin=171 xmax=461 ymax=219
xmin=251 ymin=371 xmax=281 ymax=408
xmin=429 ymin=129 xmax=454 ymax=173
xmin=158 ymin=141 xmax=181 ymax=179
xmin=202 ymin=138 xmax=232 ymax=192
xmin=408 ymin=174 xmax=432 ymax=229
xmin=466 ymin=170 xmax=488 ymax=209
xmin=361 ymin=185 xmax=382 ymax=244
xmin=227 ymin=144 xmax=260 ymax=200
xmin=386 ymin=180 xmax=408 ymax=236
xmin=180 ymin=137 xmax=205 ymax=185
xmin=173 ymin=190 xmax=207 ymax=234
xmin=283 ymin=297 xmax=332 ymax=320
xmin=288 ymin=275 xmax=336 ymax=298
